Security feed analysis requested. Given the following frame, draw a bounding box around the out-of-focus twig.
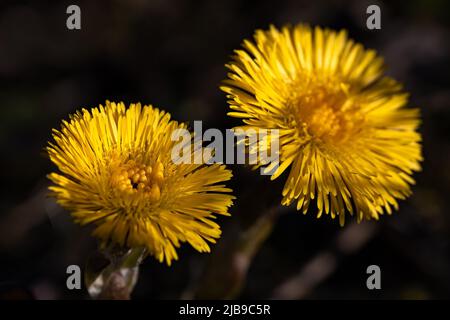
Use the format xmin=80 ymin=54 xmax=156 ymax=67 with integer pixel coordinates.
xmin=271 ymin=221 xmax=379 ymax=299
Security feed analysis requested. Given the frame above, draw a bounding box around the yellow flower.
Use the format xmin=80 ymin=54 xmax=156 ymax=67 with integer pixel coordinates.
xmin=47 ymin=101 xmax=234 ymax=265
xmin=222 ymin=24 xmax=422 ymax=225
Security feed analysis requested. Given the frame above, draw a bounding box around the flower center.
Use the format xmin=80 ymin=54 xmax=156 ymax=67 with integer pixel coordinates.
xmin=111 ymin=159 xmax=164 ymax=202
xmin=290 ymin=79 xmax=365 ymax=144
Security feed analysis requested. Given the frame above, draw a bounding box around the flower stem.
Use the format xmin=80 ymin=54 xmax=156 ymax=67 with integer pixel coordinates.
xmin=85 ymin=246 xmax=147 ymax=300
xmin=191 ymin=205 xmax=289 ymax=299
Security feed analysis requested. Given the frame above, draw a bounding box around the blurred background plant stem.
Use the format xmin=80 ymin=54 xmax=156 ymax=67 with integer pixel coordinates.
xmin=190 ymin=205 xmax=290 ymax=299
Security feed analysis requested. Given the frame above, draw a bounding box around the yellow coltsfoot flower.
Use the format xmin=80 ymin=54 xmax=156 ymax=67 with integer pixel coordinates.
xmin=47 ymin=101 xmax=234 ymax=265
xmin=222 ymin=24 xmax=422 ymax=225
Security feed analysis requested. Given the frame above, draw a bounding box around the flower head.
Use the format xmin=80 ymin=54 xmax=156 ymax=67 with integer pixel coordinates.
xmin=222 ymin=24 xmax=422 ymax=225
xmin=47 ymin=101 xmax=234 ymax=265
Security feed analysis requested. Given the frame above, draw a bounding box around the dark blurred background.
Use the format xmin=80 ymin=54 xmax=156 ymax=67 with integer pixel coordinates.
xmin=0 ymin=0 xmax=449 ymax=299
